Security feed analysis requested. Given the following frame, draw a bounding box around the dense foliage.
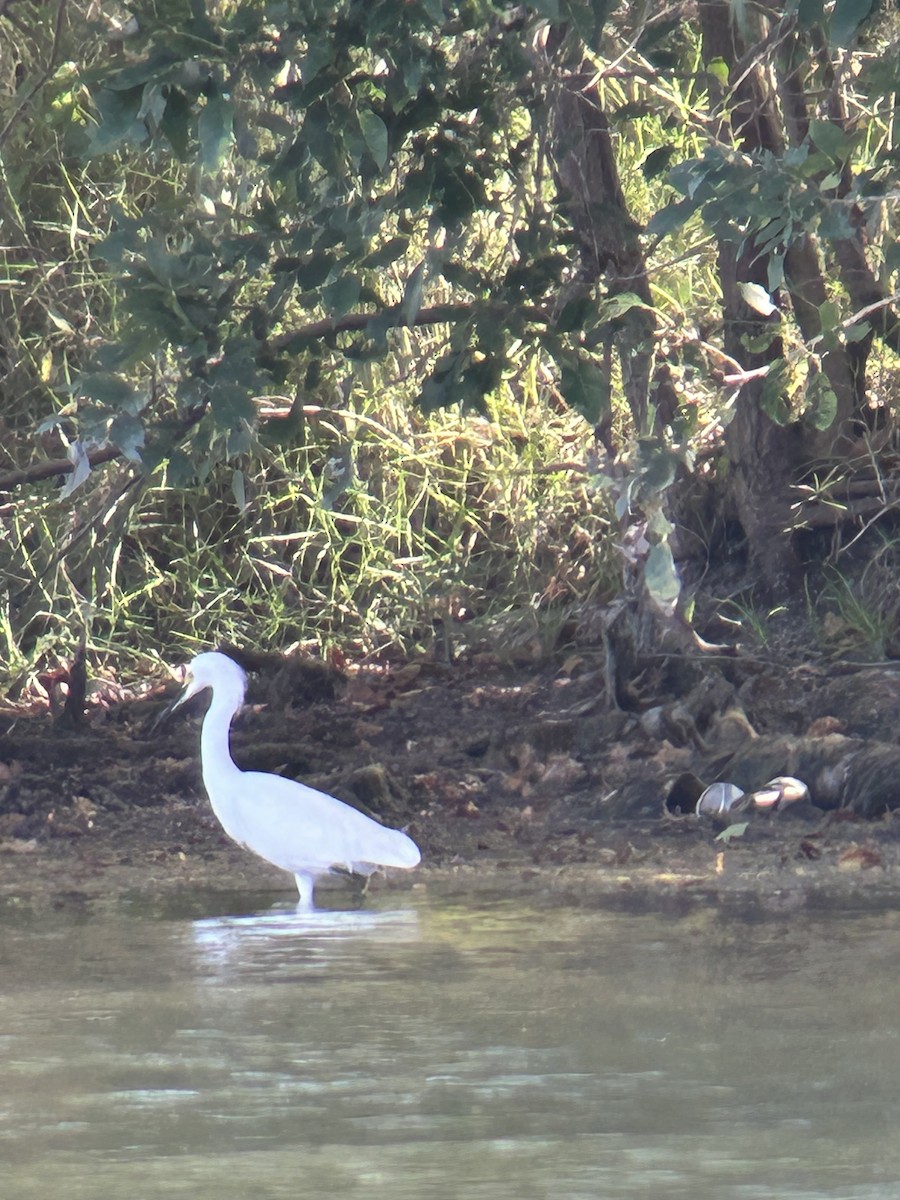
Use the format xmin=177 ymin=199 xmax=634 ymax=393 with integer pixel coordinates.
xmin=1 ymin=0 xmax=899 ymax=685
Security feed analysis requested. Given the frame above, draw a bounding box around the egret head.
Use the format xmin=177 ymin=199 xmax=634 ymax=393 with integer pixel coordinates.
xmin=173 ymin=651 xmax=247 ymax=710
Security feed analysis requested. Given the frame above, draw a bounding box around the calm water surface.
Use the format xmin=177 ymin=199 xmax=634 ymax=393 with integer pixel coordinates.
xmin=1 ymin=887 xmax=900 ymax=1199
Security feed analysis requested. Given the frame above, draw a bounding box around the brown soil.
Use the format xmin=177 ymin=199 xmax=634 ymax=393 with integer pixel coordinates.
xmin=3 ymin=646 xmax=900 ymax=914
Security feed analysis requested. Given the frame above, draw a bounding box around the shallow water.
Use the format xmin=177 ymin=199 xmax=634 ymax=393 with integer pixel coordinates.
xmin=2 ymin=889 xmax=900 ymax=1199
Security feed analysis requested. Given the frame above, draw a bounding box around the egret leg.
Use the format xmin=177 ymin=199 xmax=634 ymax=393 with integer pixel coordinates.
xmin=294 ymin=873 xmax=315 ymax=911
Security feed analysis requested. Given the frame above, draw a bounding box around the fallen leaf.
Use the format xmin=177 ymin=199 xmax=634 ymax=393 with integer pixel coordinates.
xmin=806 ymin=715 xmax=844 ymax=737
xmin=837 ymin=844 xmax=882 ymax=870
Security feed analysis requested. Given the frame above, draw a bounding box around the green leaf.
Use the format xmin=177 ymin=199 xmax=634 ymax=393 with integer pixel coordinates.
xmin=160 ymin=86 xmax=192 ymax=159
xmin=715 ymin=822 xmax=749 ymax=843
xmin=210 ymin=383 xmax=256 ymax=429
xmin=323 ymin=274 xmax=361 ymax=318
xmin=88 ymin=86 xmax=146 ymax=154
xmin=231 ymin=469 xmax=248 ymax=513
xmin=108 ymin=412 xmax=145 ymax=462
xmin=645 ymin=541 xmax=681 ymax=610
xmin=805 ymin=372 xmax=838 ymax=430
xmin=797 ymin=0 xmax=825 ymax=27
xmin=198 ymin=94 xmax=233 ymax=172
xmin=603 ymin=291 xmax=651 ymax=320
xmin=418 ymin=356 xmax=457 ymax=414
xmin=441 ymin=260 xmax=487 ymax=294
xmin=767 ymin=255 xmax=785 ymax=293
xmin=808 ymin=117 xmax=853 ymax=162
xmin=76 ymin=372 xmax=138 ymax=410
xmin=830 ymin=0 xmax=875 ymax=47
xmin=303 ymin=101 xmax=340 ymax=173
xmin=400 ymin=261 xmax=426 ymax=325
xmin=360 ymin=237 xmax=410 ymax=269
xmin=555 ymin=297 xmax=594 ymax=333
xmin=296 ymin=252 xmax=336 ymax=289
xmin=641 ymin=145 xmax=676 ymax=180
xmin=165 ymin=449 xmax=195 ymax=488
xmin=359 ymin=109 xmax=389 ymax=170
xmin=646 ymin=198 xmax=696 ymax=238
xmin=760 ymin=361 xmax=791 ymax=424
xmin=559 ymin=355 xmax=611 ymax=424
xmin=844 ymin=320 xmax=871 ymax=344
xmin=639 ymin=442 xmax=680 ymax=492
xmin=817 ymin=299 xmax=841 ymax=332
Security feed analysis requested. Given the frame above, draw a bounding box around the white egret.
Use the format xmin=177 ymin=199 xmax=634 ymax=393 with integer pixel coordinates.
xmin=171 ymin=651 xmax=421 ymax=909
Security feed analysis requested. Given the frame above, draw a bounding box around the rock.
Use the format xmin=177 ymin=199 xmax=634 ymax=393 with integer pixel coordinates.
xmin=344 ymin=763 xmax=408 ymax=818
xmin=664 ymin=772 xmax=706 ymax=815
xmin=812 ymin=669 xmax=900 ymax=741
xmin=593 ymin=778 xmax=664 ymax=820
xmin=724 ymin=733 xmax=900 ymax=817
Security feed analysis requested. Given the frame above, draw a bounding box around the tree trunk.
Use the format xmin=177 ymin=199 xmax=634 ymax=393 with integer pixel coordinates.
xmin=697 ymin=2 xmax=863 ymax=587
xmin=547 ymin=39 xmax=658 ymax=432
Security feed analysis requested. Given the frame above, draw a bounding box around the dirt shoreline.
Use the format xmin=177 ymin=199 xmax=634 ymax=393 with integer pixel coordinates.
xmin=3 ymin=650 xmax=900 ymax=914
xmin=2 ymin=801 xmax=899 ymax=917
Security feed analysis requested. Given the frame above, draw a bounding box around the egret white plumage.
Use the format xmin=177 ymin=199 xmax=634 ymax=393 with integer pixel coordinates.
xmin=171 ymin=651 xmax=421 ymax=909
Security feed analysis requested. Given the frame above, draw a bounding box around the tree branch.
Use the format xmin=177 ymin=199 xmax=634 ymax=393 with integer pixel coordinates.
xmin=0 ymin=444 xmax=122 ymax=492
xmin=271 ymin=301 xmax=547 ymax=352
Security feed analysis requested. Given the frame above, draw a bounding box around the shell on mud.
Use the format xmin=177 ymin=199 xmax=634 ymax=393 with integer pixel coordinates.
xmin=695 ymin=782 xmax=745 ymax=816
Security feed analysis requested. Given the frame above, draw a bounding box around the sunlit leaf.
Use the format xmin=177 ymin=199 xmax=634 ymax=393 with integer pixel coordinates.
xmin=60 ymin=441 xmax=92 ymax=499
xmin=738 ymin=282 xmax=778 ymax=317
xmin=817 ymin=299 xmax=841 ymax=332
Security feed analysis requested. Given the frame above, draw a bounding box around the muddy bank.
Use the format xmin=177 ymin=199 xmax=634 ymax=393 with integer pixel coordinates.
xmin=2 ymin=649 xmax=900 ymax=912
